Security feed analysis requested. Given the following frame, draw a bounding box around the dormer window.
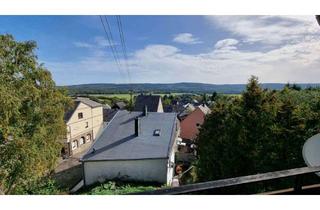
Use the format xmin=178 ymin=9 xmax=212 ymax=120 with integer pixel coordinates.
xmin=78 ymin=112 xmax=83 ymax=119
xmin=154 ymin=129 xmax=161 ymax=136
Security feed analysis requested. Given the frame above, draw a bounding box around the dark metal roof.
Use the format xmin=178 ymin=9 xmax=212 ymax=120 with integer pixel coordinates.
xmin=81 ymin=110 xmax=178 ymax=161
xmin=134 ymin=95 xmax=162 ymax=112
xmin=112 ymin=101 xmax=126 ymax=109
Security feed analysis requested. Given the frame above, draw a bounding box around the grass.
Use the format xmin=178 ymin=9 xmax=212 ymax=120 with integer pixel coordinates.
xmin=89 ymin=92 xmax=241 ymax=102
xmin=90 ymin=92 xmax=188 ymax=100
xmin=222 ymin=94 xmax=241 ymax=97
xmin=80 ymin=180 xmax=160 ymax=195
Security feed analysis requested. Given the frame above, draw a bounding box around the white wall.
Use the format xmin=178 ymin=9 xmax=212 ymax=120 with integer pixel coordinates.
xmin=157 ymin=98 xmax=164 ymax=112
xmin=83 ymin=159 xmax=169 ymax=186
xmin=166 ymin=149 xmax=175 ymax=186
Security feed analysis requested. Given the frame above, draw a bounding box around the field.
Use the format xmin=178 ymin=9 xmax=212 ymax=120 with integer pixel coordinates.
xmin=90 ymin=92 xmax=190 ymax=100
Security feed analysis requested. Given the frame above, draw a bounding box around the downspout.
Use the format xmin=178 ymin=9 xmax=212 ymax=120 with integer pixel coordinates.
xmin=91 ymin=108 xmax=94 ymax=139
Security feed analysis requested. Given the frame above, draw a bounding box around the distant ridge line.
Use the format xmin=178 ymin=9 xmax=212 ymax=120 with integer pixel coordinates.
xmin=60 ymin=82 xmax=320 ymax=94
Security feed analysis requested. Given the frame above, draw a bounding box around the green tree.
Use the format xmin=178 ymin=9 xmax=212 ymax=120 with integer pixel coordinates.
xmin=211 ymin=91 xmax=217 ymax=101
xmin=202 ymin=93 xmax=207 ymax=104
xmin=196 ymin=76 xmax=320 ymax=192
xmin=0 ymin=34 xmax=71 ymax=194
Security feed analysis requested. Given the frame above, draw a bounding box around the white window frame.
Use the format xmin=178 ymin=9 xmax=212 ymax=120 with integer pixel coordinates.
xmin=71 ymin=140 xmax=78 ymax=150
xmin=86 ymin=134 xmax=91 ymax=142
xmin=79 ymin=137 xmax=85 ymax=146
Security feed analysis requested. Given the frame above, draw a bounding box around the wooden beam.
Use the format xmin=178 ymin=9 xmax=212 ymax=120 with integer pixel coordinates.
xmin=132 ymin=166 xmax=320 ymax=195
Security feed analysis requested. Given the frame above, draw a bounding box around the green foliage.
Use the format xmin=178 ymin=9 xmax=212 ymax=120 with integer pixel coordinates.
xmin=211 ymin=91 xmax=218 ymax=101
xmin=196 ymin=76 xmax=320 ymax=192
xmin=0 ymin=34 xmax=72 ymax=194
xmin=82 ymin=181 xmax=158 ymax=195
xmin=14 ymin=178 xmax=62 ymax=195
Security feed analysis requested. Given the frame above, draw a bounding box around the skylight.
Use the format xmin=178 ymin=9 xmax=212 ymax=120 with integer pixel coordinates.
xmin=154 ymin=129 xmax=161 ymax=136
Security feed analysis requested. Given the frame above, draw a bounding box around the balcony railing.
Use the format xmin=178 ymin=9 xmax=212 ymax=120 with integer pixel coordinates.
xmin=131 ymin=166 xmax=320 ymax=195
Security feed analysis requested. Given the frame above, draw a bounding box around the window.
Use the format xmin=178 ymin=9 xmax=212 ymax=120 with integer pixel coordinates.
xmin=71 ymin=140 xmax=78 ymax=150
xmin=154 ymin=129 xmax=161 ymax=136
xmin=86 ymin=134 xmax=91 ymax=142
xmin=79 ymin=137 xmax=85 ymax=146
xmin=78 ymin=112 xmax=83 ymax=119
xmin=85 ymin=122 xmax=89 ymax=128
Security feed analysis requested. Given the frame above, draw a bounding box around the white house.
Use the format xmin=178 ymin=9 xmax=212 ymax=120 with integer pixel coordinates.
xmin=80 ymin=108 xmax=180 ymax=186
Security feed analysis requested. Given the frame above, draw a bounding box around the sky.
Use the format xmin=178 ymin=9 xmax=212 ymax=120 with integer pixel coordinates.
xmin=0 ymin=15 xmax=320 ymax=85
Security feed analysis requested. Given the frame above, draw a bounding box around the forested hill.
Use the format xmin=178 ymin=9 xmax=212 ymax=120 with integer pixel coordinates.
xmin=61 ymin=82 xmax=320 ymax=94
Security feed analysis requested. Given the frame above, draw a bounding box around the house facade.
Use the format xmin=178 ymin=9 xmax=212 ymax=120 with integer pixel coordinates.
xmin=63 ymin=97 xmax=104 ymax=157
xmin=81 ymin=109 xmax=180 ymax=186
xmin=180 ymin=104 xmax=211 ymax=141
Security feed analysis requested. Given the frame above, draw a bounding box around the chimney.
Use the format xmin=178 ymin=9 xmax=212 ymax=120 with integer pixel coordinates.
xmin=143 ymin=105 xmax=148 ymax=116
xmin=134 ymin=117 xmax=140 ymax=136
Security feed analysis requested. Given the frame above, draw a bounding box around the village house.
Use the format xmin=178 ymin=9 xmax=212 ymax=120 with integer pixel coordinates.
xmin=63 ymin=97 xmax=104 ymax=158
xmin=134 ymin=94 xmax=164 ymax=112
xmin=80 ymin=108 xmax=180 ymax=186
xmin=112 ymin=101 xmax=126 ymax=110
xmin=177 ymin=103 xmax=196 ymax=121
xmin=103 ymin=107 xmax=118 ymax=126
xmin=180 ymin=104 xmax=211 ymax=141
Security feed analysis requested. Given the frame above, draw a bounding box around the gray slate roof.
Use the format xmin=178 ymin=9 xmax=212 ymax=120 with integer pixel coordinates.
xmin=81 ymin=110 xmax=178 ymax=161
xmin=75 ymin=97 xmax=102 ymax=108
xmin=103 ymin=109 xmax=118 ymax=122
xmin=134 ymin=95 xmax=161 ymax=112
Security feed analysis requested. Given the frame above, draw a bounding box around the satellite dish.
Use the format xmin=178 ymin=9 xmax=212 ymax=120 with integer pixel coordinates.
xmin=302 ymin=133 xmax=320 ymax=176
xmin=316 ymin=15 xmax=320 ymax=26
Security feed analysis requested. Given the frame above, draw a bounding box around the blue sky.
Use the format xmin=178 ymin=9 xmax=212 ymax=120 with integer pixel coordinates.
xmin=1 ymin=15 xmax=320 ymax=85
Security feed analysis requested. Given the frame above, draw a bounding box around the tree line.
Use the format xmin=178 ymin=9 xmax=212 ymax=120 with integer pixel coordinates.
xmin=196 ymin=76 xmax=320 ymax=193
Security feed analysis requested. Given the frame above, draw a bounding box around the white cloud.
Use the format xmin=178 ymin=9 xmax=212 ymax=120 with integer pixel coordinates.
xmin=48 ymin=38 xmax=320 ymax=84
xmin=73 ymin=42 xmax=94 ymax=48
xmin=214 ymin=38 xmax=239 ymax=50
xmin=73 ymin=36 xmax=116 ymax=49
xmin=173 ymin=33 xmax=202 ymax=44
xmin=135 ymin=45 xmax=180 ymax=58
xmin=47 ymin=16 xmax=320 ymax=85
xmin=205 ymin=16 xmax=319 ymax=45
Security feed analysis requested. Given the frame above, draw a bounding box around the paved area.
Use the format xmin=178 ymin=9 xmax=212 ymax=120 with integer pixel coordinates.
xmin=53 ymin=151 xmax=87 ymax=190
xmin=55 ymin=153 xmax=82 ymax=173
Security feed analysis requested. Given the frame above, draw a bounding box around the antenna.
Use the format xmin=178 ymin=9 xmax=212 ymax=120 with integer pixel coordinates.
xmin=302 ymin=133 xmax=320 ymax=176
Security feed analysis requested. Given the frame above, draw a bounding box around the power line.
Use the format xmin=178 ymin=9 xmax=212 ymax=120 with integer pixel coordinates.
xmin=115 ymin=15 xmax=134 ymax=109
xmin=116 ymin=15 xmax=131 ymax=84
xmin=99 ymin=15 xmax=125 ymax=80
xmin=104 ymin=16 xmax=130 ymax=84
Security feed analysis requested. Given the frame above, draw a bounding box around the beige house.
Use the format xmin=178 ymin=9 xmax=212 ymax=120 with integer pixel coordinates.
xmin=63 ymin=97 xmax=104 ymax=157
